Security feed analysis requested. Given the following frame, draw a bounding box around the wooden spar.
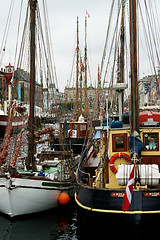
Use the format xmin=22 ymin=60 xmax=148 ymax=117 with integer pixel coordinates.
xmin=84 ymin=16 xmax=88 ymax=120
xmin=120 ymin=0 xmax=125 ymax=77
xmin=117 ymin=48 xmax=120 ymax=111
xmin=75 ymin=16 xmax=79 ymax=119
xmin=97 ymin=65 xmax=100 ymax=118
xmin=80 ymin=57 xmax=83 ymax=115
xmin=129 ymin=0 xmax=139 ymax=134
xmin=26 ymin=0 xmax=37 ymax=171
xmin=120 ymin=0 xmax=125 ymax=111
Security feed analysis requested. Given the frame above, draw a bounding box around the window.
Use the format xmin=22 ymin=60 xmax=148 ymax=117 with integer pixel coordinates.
xmin=80 ymin=124 xmax=86 ymax=131
xmin=112 ymin=133 xmax=128 ymax=152
xmin=115 ymin=137 xmax=124 ymax=149
xmin=143 ymin=132 xmax=159 ymax=151
xmin=72 ymin=124 xmax=77 ymax=130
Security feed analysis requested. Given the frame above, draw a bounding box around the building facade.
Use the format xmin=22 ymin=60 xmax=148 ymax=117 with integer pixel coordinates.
xmin=64 ymin=84 xmax=108 ymax=111
xmin=43 ymin=83 xmax=61 ymax=111
xmin=12 ymin=69 xmax=42 ymax=107
xmin=138 ymin=75 xmax=158 ymax=107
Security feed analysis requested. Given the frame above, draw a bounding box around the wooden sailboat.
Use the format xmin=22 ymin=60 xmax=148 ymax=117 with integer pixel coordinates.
xmin=75 ymin=0 xmax=160 ymax=225
xmin=53 ymin=16 xmax=91 ymax=155
xmin=0 ymin=0 xmax=74 ymax=217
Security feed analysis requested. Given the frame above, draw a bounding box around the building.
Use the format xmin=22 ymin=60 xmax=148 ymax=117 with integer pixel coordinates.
xmin=43 ymin=83 xmax=61 ymax=111
xmin=0 ymin=63 xmax=15 ymax=109
xmin=138 ymin=75 xmax=158 ymax=107
xmin=64 ymin=84 xmax=108 ymax=111
xmin=0 ymin=69 xmax=7 ymax=105
xmin=12 ymin=69 xmax=42 ymax=107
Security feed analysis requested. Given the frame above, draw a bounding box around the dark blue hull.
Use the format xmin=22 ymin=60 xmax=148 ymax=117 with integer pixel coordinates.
xmin=75 ymin=184 xmax=160 ymax=225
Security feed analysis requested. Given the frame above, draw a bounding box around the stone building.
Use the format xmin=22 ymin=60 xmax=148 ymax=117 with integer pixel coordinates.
xmin=12 ymin=69 xmax=42 ymax=107
xmin=43 ymin=83 xmax=61 ymax=111
xmin=138 ymin=75 xmax=158 ymax=107
xmin=64 ymin=84 xmax=108 ymax=111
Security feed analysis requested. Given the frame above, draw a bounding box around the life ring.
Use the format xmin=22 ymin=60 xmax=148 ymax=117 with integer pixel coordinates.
xmin=109 ymin=152 xmax=130 ymax=174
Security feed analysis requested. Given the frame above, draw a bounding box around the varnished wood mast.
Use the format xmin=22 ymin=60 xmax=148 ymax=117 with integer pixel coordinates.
xmin=84 ymin=16 xmax=88 ymax=120
xmin=26 ymin=0 xmax=37 ymax=170
xmin=76 ymin=16 xmax=79 ymax=119
xmin=129 ymin=0 xmax=139 ymax=134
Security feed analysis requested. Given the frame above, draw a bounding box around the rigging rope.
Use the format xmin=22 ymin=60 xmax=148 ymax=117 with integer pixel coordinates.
xmin=0 ymin=103 xmax=16 ymax=165
xmin=0 ymin=0 xmax=15 ymax=65
xmin=14 ymin=0 xmax=23 ymax=67
xmin=12 ymin=128 xmax=24 ymax=166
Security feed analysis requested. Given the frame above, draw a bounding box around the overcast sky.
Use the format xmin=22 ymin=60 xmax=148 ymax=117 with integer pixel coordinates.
xmin=0 ymin=0 xmax=160 ymax=92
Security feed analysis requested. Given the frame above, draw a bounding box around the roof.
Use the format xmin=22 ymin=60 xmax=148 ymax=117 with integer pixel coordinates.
xmin=5 ymin=63 xmax=14 ymax=68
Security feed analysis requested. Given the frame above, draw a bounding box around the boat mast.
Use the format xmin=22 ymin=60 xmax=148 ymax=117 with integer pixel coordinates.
xmin=120 ymin=0 xmax=125 ymax=111
xmin=97 ymin=65 xmax=101 ymax=118
xmin=129 ymin=0 xmax=139 ymax=134
xmin=117 ymin=48 xmax=120 ymax=112
xmin=84 ymin=16 xmax=88 ymax=120
xmin=75 ymin=16 xmax=79 ymax=120
xmin=80 ymin=57 xmax=83 ymax=115
xmin=26 ymin=0 xmax=37 ymax=170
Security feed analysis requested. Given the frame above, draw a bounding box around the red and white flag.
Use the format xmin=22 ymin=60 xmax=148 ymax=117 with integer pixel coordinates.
xmin=122 ymin=165 xmax=135 ymax=212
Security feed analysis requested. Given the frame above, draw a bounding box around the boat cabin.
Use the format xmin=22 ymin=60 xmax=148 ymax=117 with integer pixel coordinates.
xmin=78 ymin=125 xmax=160 ymax=190
xmin=60 ymin=121 xmax=90 ymax=139
xmin=90 ymin=126 xmax=160 ymax=189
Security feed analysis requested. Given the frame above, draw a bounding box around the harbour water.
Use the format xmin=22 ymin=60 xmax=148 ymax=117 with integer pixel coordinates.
xmin=0 ymin=202 xmax=78 ymax=240
xmin=0 ymin=201 xmax=159 ymax=240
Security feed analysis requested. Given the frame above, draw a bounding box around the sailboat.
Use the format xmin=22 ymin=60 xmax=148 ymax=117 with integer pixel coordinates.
xmin=0 ymin=0 xmax=74 ymax=217
xmin=53 ymin=16 xmax=91 ymax=155
xmin=75 ymin=0 xmax=160 ymax=225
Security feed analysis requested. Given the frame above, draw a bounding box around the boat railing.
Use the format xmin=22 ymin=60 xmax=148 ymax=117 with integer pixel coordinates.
xmin=92 ymin=167 xmax=102 ymax=187
xmin=77 ymin=163 xmax=91 ymax=186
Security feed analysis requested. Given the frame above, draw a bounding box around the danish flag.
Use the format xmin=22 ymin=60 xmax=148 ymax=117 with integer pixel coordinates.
xmin=122 ymin=165 xmax=135 ymax=212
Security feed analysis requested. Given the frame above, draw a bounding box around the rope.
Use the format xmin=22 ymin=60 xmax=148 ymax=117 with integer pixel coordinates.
xmin=12 ymin=128 xmax=24 ymax=166
xmin=0 ymin=103 xmax=16 ymax=165
xmin=0 ymin=0 xmax=15 ymax=65
xmin=14 ymin=0 xmax=23 ymax=67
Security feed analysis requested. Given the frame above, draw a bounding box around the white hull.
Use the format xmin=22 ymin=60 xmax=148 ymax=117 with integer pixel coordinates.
xmin=0 ymin=177 xmax=73 ymax=217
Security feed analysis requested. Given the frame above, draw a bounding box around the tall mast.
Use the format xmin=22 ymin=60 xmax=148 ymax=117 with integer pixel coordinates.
xmin=84 ymin=16 xmax=88 ymax=120
xmin=97 ymin=65 xmax=100 ymax=118
xmin=75 ymin=16 xmax=79 ymax=119
xmin=117 ymin=48 xmax=120 ymax=112
xmin=120 ymin=0 xmax=125 ymax=111
xmin=129 ymin=0 xmax=139 ymax=134
xmin=120 ymin=0 xmax=125 ymax=82
xmin=26 ymin=0 xmax=37 ymax=170
xmin=80 ymin=57 xmax=83 ymax=115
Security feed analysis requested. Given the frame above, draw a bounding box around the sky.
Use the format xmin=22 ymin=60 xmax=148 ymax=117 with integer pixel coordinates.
xmin=0 ymin=0 xmax=160 ymax=92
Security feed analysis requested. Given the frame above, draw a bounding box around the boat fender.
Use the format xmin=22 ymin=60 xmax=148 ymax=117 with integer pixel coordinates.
xmin=58 ymin=192 xmax=70 ymax=205
xmin=109 ymin=152 xmax=130 ymax=174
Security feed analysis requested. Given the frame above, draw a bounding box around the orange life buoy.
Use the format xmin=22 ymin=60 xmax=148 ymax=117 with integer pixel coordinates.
xmin=109 ymin=152 xmax=130 ymax=174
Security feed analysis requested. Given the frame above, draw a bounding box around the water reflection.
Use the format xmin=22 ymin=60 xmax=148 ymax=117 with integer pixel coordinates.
xmin=76 ymin=209 xmax=160 ymax=240
xmin=0 ymin=202 xmax=78 ymax=240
